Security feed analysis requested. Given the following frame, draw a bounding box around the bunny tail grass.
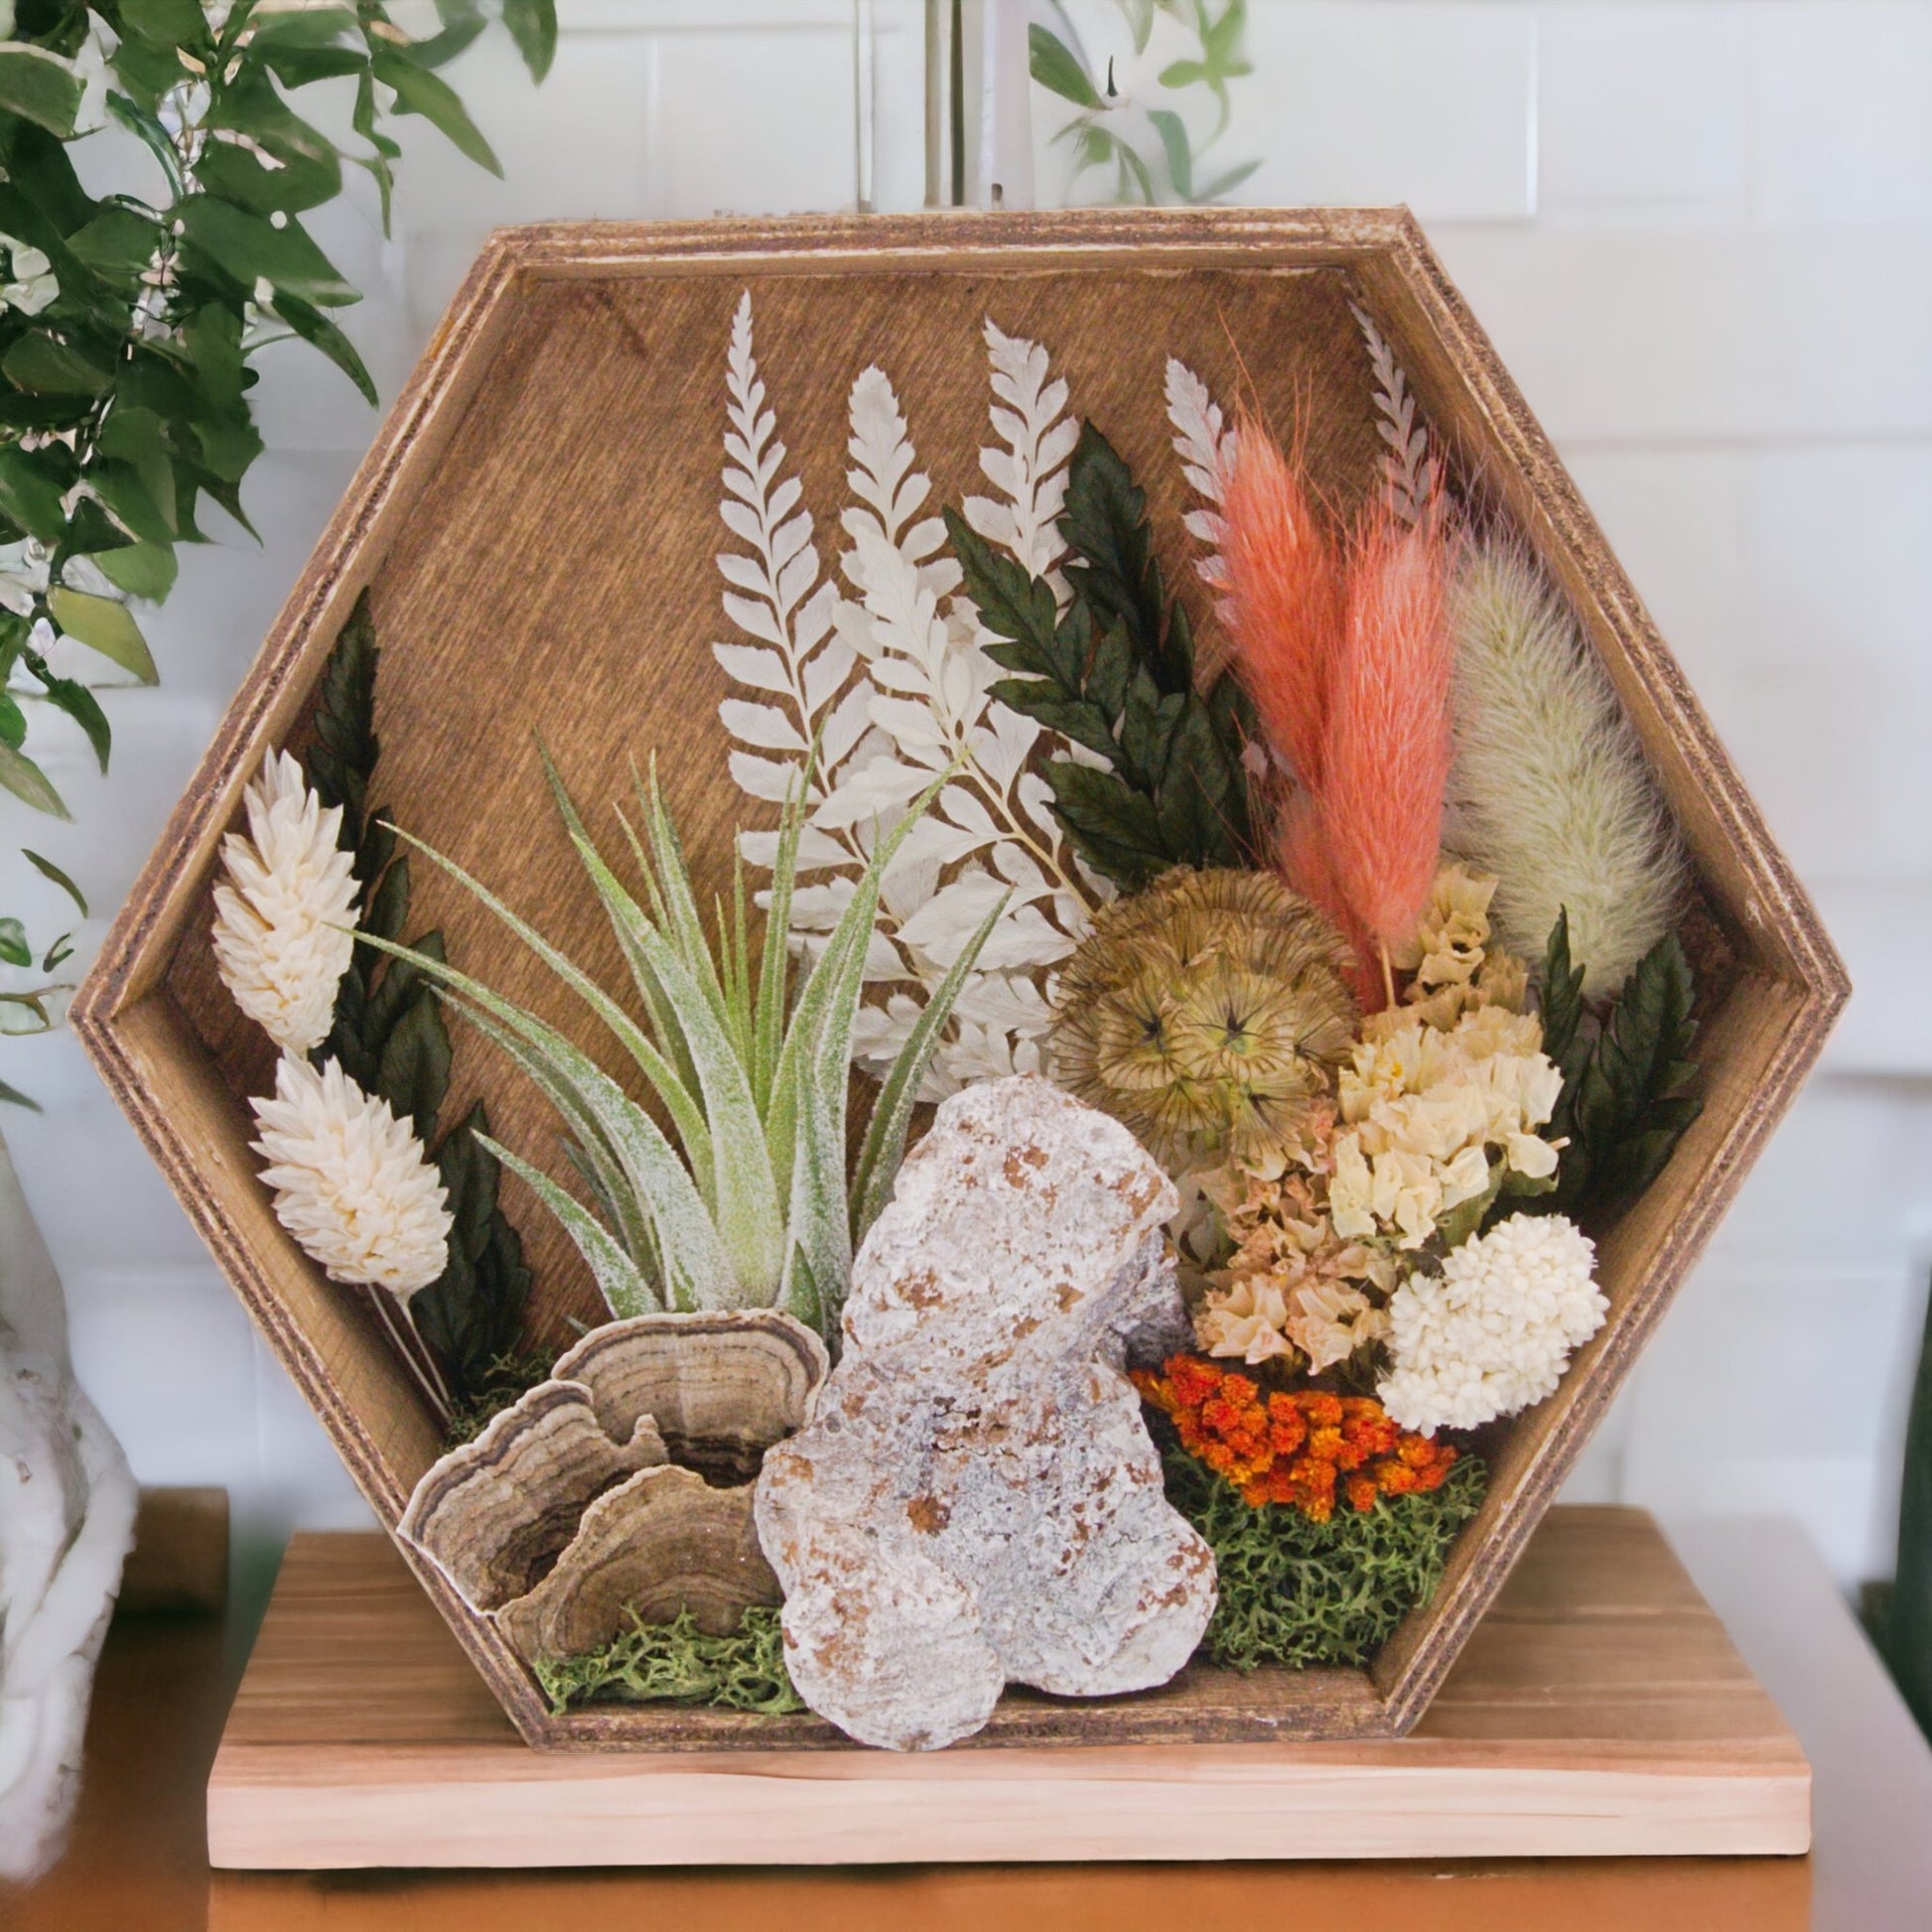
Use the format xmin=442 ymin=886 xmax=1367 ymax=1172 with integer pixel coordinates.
xmin=1320 ymin=503 xmax=1454 ymax=991
xmin=1218 ymin=416 xmax=1345 ymax=790
xmin=1449 ymin=536 xmax=1687 ymax=1002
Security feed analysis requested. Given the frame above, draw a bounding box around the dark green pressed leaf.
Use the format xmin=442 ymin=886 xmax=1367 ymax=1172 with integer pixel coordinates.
xmin=306 ymin=588 xmax=379 ymax=854
xmin=272 ymin=288 xmax=377 ymax=405
xmin=47 ymin=587 xmax=158 ymax=682
xmin=0 ymin=692 xmax=25 ymax=750
xmin=36 ymin=671 xmax=111 ymax=770
xmin=502 ymin=0 xmax=558 ymax=81
xmin=0 ymin=445 xmax=70 ymax=544
xmin=376 ymin=992 xmax=452 ymax=1145
xmin=1028 ymin=24 xmax=1102 ymax=107
xmin=0 ymin=740 xmax=69 ymax=818
xmin=23 ymin=848 xmax=86 ymax=916
xmin=90 ymin=540 xmax=175 ymax=600
xmin=0 ymin=47 xmax=83 ymax=138
xmin=372 ymin=47 xmax=502 ymax=176
xmin=176 ymin=195 xmax=358 ymax=307
xmin=0 ymin=1073 xmax=43 ymax=1110
xmin=39 ymin=932 xmax=72 ymax=971
xmin=364 ymin=929 xmax=443 ymax=1052
xmin=1536 ymin=907 xmax=1588 ymax=1081
xmin=0 ymin=916 xmax=30 ymax=967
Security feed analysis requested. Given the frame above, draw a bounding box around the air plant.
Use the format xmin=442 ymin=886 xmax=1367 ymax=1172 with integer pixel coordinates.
xmin=361 ymin=759 xmax=998 ymax=1353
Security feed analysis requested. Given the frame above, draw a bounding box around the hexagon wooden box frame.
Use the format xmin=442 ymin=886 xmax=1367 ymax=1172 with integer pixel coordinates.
xmin=73 ymin=209 xmax=1846 ymax=1752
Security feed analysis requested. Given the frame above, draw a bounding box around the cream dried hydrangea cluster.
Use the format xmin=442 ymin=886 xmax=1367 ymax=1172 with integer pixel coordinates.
xmin=1377 ymin=1212 xmax=1606 ymax=1435
xmin=250 ymin=1054 xmax=452 ymax=1300
xmin=1194 ymin=1107 xmax=1396 ymax=1371
xmin=1327 ymin=864 xmax=1560 ymax=1252
xmin=211 ymin=750 xmax=359 ymax=1053
xmin=1389 ymin=863 xmax=1528 ymax=1031
xmin=1328 ymin=1006 xmax=1563 ymax=1250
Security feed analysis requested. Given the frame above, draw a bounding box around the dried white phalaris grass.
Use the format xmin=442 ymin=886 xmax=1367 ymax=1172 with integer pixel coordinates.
xmin=1449 ymin=538 xmax=1686 ymax=1002
xmin=250 ymin=1054 xmax=451 ymax=1299
xmin=211 ymin=750 xmax=359 ymax=1053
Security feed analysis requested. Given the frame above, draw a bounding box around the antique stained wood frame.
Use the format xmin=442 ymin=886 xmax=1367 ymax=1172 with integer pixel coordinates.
xmin=72 ymin=209 xmax=1847 ymax=1750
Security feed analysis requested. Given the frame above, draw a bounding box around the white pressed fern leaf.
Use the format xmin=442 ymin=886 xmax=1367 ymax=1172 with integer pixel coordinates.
xmin=829 ymin=355 xmax=1096 ymax=1096
xmin=1351 ymin=301 xmax=1440 ymax=527
xmin=964 ymin=319 xmax=1079 ymax=604
xmin=713 ymin=291 xmax=866 ymax=876
xmin=711 ymin=309 xmax=1100 ymax=1098
xmin=1166 ymin=355 xmax=1239 ymax=600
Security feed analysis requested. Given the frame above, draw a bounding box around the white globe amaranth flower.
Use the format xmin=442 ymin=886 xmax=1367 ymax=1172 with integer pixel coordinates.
xmin=1377 ymin=1212 xmax=1606 ymax=1436
xmin=211 ymin=749 xmax=358 ymax=1053
xmin=250 ymin=1055 xmax=452 ymax=1299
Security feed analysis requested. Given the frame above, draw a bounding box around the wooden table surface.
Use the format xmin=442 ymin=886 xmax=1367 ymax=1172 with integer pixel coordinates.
xmin=8 ymin=1514 xmax=1931 ymax=1930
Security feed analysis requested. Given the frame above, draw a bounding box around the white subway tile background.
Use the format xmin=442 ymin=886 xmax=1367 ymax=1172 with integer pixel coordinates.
xmin=9 ymin=0 xmax=1930 ymax=1587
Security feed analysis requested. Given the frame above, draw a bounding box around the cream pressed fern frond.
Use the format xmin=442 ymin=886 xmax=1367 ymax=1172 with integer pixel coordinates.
xmin=360 ymin=767 xmax=995 ymax=1354
xmin=1351 ymin=303 xmax=1440 ymax=529
xmin=1166 ymin=355 xmax=1238 ymax=604
xmin=713 ymin=291 xmax=867 ymax=877
xmin=964 ymin=320 xmax=1079 ymax=602
xmin=1449 ymin=536 xmax=1687 ymax=1002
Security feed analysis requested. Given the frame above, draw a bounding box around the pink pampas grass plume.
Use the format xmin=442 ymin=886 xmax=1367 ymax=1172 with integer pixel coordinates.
xmin=1321 ymin=504 xmax=1454 ymax=1003
xmin=1218 ymin=418 xmax=1344 ymax=790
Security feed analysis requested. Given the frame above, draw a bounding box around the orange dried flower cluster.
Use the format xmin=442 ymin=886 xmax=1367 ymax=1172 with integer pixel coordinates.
xmin=1134 ymin=1353 xmax=1458 ymax=1521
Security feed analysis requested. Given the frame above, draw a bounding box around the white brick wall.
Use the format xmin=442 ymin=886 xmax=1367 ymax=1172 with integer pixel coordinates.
xmin=12 ymin=0 xmax=1930 ymax=1587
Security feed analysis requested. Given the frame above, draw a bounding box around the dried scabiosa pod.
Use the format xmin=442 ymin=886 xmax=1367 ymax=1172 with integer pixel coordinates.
xmin=1050 ymin=868 xmax=1357 ymax=1172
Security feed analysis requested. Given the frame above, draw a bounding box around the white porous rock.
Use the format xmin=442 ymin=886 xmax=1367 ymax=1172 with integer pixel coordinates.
xmin=754 ymin=1076 xmax=1215 ymax=1751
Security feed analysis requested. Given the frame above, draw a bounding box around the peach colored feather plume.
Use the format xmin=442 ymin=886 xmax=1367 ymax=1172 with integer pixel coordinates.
xmin=1217 ymin=418 xmax=1344 ymax=790
xmin=1321 ymin=504 xmax=1454 ymax=990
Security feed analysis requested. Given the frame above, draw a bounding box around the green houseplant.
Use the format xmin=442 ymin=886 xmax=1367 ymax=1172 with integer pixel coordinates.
xmin=0 ymin=0 xmax=554 ymax=1099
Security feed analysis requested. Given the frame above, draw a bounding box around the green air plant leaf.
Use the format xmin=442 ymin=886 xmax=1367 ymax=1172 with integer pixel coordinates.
xmin=370 ymin=758 xmax=990 ymax=1354
xmin=949 ymin=423 xmax=1255 ymax=891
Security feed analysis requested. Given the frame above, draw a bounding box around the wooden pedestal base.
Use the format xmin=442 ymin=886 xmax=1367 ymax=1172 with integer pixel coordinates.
xmin=207 ymin=1505 xmax=1809 ymax=1869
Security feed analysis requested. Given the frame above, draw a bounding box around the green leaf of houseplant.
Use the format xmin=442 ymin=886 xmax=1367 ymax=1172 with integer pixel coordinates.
xmin=371 ymin=48 xmax=503 ymax=176
xmin=22 ymin=849 xmax=85 ymax=916
xmin=503 ymin=0 xmax=560 ymax=81
xmin=1029 ymin=25 xmax=1102 ymax=107
xmin=0 ymin=742 xmax=69 ymax=819
xmin=176 ymin=195 xmax=359 ymax=306
xmin=47 ymin=588 xmax=159 ymax=683
xmin=0 ymin=47 xmax=83 ymax=138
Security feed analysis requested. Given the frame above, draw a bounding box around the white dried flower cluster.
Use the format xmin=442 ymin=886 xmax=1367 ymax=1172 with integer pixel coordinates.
xmin=1378 ymin=1212 xmax=1606 ymax=1435
xmin=1328 ymin=1006 xmax=1563 ymax=1250
xmin=250 ymin=1055 xmax=452 ymax=1300
xmin=211 ymin=750 xmax=358 ymax=1053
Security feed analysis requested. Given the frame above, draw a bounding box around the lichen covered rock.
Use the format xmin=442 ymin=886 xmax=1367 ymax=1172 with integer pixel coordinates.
xmin=754 ymin=1075 xmax=1216 ymax=1750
